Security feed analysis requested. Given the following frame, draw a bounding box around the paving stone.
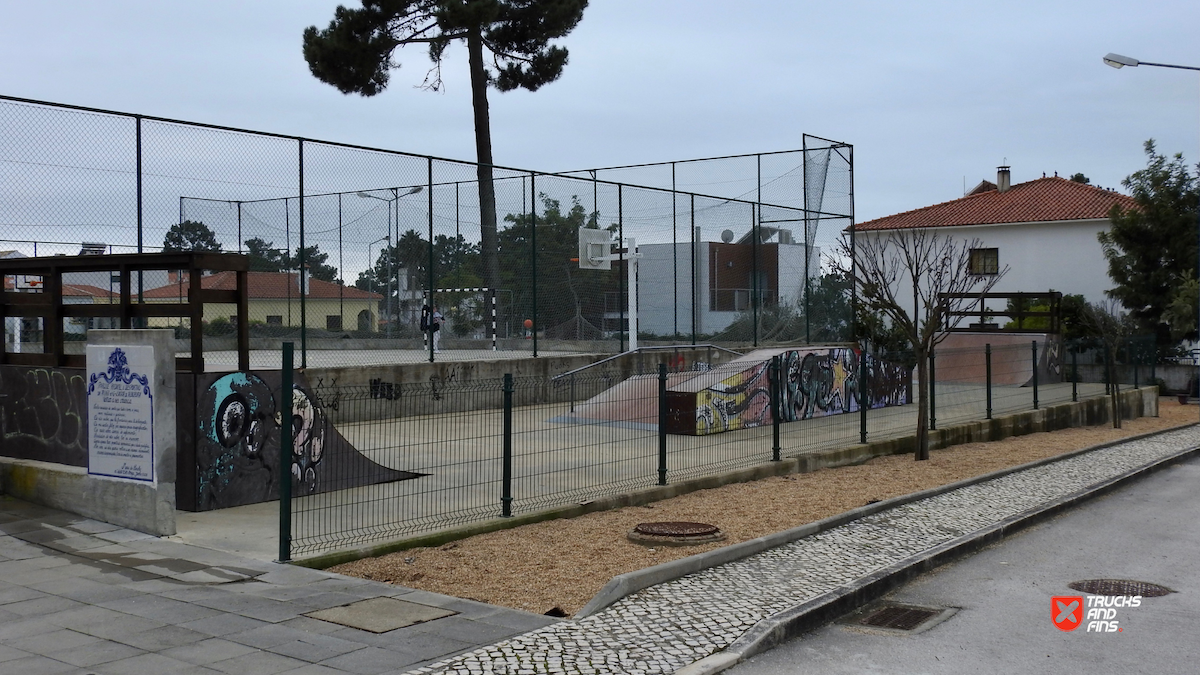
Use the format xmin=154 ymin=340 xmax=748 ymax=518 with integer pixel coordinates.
xmin=45 ymin=639 xmax=144 ymax=668
xmin=92 ymin=651 xmax=196 ymax=674
xmin=114 ymin=624 xmax=213 ymax=651
xmin=28 ymin=575 xmax=144 ymax=604
xmin=307 ymin=597 xmax=457 ymax=634
xmin=6 ymin=627 xmax=100 ymax=655
xmin=161 ymin=637 xmax=261 ymax=665
xmin=98 ymin=593 xmax=224 ymax=623
xmin=0 ymin=654 xmax=77 ymax=675
xmin=0 ymin=644 xmax=31 ymax=663
xmin=317 ymin=645 xmax=426 ymax=674
xmin=226 ymin=623 xmax=321 ymax=650
xmin=209 ymin=649 xmax=310 ymax=675
xmin=265 ymin=633 xmax=367 ymax=663
xmin=179 ymin=612 xmax=273 ymax=638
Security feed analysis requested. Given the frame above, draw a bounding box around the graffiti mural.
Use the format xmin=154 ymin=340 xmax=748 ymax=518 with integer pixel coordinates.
xmin=192 ymin=370 xmax=419 ymax=511
xmin=668 ymin=347 xmax=912 ymax=436
xmin=0 ymin=365 xmax=87 ymax=466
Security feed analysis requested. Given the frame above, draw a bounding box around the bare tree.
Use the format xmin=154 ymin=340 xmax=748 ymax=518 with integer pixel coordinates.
xmin=840 ymin=228 xmax=1008 ymax=460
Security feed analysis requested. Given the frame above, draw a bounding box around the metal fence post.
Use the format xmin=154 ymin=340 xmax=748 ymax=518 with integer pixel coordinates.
xmin=530 ymin=172 xmax=538 ymax=359
xmin=1133 ymin=342 xmax=1140 ymax=389
xmin=985 ymin=343 xmax=992 ymax=419
xmin=859 ymin=350 xmax=868 ymax=444
xmin=1031 ymin=340 xmax=1039 ymax=410
xmin=278 ymin=342 xmax=293 ymax=562
xmin=1072 ymin=345 xmax=1078 ymax=403
xmin=502 ymin=374 xmax=514 ymax=517
xmin=1110 ymin=346 xmax=1121 ymax=429
xmin=770 ymin=355 xmax=781 ymax=462
xmin=929 ymin=349 xmax=936 ymax=431
xmin=298 ymin=140 xmax=307 ymax=369
xmin=1150 ymin=342 xmax=1157 ymax=389
xmin=658 ymin=364 xmax=668 ymax=485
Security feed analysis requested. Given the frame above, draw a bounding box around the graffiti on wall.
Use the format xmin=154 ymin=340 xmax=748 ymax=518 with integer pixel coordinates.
xmin=0 ymin=366 xmax=87 ymax=467
xmin=691 ymin=348 xmax=912 ymax=435
xmin=194 ymin=370 xmax=418 ymax=511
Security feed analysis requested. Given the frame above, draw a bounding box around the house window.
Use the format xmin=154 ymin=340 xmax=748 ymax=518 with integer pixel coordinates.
xmin=266 ymin=315 xmax=283 ymax=326
xmin=969 ymin=248 xmax=999 ymax=275
xmin=326 ymin=315 xmax=343 ymax=331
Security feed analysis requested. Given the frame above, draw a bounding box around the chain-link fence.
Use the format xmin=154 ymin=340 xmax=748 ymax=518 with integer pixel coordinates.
xmin=1 ymin=95 xmax=854 ymax=368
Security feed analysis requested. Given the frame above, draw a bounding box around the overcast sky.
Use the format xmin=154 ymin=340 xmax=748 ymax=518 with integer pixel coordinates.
xmin=1 ymin=0 xmax=1198 ymax=223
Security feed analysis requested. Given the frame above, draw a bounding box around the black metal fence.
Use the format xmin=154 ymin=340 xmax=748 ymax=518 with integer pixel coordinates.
xmin=281 ymin=338 xmax=1144 ymax=558
xmin=1 ymin=94 xmax=854 ymax=368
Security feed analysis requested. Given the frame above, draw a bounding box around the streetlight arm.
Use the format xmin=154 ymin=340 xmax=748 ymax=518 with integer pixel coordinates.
xmin=1138 ymin=61 xmax=1200 ymax=72
xmin=1104 ymin=53 xmax=1200 ymax=71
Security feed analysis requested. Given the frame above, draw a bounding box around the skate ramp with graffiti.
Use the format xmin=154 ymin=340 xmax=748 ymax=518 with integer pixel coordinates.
xmin=558 ymin=371 xmax=701 ymax=430
xmin=183 ymin=370 xmax=421 ymax=511
xmin=557 ymin=347 xmax=912 ymax=436
xmin=936 ymin=333 xmax=1061 ymax=387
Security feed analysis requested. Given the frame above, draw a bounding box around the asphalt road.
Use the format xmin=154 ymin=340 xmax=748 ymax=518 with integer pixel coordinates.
xmin=728 ymin=454 xmax=1200 ymax=675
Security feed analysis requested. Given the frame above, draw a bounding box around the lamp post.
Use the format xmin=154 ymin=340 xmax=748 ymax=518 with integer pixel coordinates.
xmin=1104 ymin=53 xmax=1200 ymax=412
xmin=367 ymin=235 xmax=390 ymax=334
xmin=358 ymin=186 xmax=423 ymax=338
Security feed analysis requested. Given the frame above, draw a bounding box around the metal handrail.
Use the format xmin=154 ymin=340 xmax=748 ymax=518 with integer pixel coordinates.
xmin=551 ymin=344 xmax=744 ymax=381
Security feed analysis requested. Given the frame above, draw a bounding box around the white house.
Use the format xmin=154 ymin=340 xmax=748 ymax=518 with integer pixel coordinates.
xmin=853 ymin=167 xmax=1137 ymax=315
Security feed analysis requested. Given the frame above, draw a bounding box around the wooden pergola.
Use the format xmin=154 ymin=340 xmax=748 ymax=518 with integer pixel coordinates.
xmin=0 ymin=252 xmax=249 ymax=372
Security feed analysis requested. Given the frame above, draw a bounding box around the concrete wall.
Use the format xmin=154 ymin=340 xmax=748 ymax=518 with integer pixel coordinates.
xmin=308 ymin=345 xmax=743 ymax=424
xmin=0 ymin=329 xmax=178 ymax=535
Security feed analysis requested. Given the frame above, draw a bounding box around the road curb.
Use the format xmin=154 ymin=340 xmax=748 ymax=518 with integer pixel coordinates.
xmin=683 ymin=438 xmax=1200 ymax=674
xmin=574 ymin=420 xmax=1195 ymax=619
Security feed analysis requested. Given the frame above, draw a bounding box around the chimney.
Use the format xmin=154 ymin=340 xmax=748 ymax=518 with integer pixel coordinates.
xmin=300 ymin=265 xmax=310 ymax=296
xmin=997 ymin=166 xmax=1011 ymax=193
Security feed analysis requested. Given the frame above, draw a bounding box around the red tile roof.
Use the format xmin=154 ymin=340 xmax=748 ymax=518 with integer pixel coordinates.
xmin=855 ymin=177 xmax=1138 ymax=231
xmin=62 ymin=284 xmax=116 ymax=298
xmin=141 ymin=271 xmax=381 ymax=300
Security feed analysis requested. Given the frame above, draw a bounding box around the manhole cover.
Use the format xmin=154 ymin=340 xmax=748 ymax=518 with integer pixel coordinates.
xmin=627 ymin=521 xmax=726 ymax=546
xmin=859 ymin=604 xmax=941 ymax=631
xmin=1068 ymin=579 xmax=1174 ymax=597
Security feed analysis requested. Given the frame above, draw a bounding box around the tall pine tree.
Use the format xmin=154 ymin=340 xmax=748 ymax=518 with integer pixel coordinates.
xmin=303 ymin=0 xmax=589 ymax=295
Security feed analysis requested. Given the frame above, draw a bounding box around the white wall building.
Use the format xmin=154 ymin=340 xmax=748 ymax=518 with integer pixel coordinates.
xmin=853 ymin=167 xmax=1136 ymax=320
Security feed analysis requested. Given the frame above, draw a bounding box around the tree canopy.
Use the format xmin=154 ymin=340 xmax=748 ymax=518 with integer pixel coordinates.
xmin=1098 ymin=140 xmax=1199 ymax=344
xmin=163 ymin=220 xmax=222 ymax=253
xmin=499 ymin=194 xmax=615 ymax=333
xmin=245 ymin=238 xmax=339 ymax=282
xmin=302 ymin=0 xmax=589 ymax=295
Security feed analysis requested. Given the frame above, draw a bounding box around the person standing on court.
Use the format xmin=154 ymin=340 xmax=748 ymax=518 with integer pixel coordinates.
xmin=431 ymin=305 xmax=443 ymax=353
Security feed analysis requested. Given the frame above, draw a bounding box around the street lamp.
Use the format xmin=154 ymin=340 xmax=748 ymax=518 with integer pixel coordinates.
xmin=358 ymin=186 xmax=424 ymax=338
xmin=1104 ymin=53 xmax=1200 ymax=410
xmin=367 ymin=235 xmax=390 ymax=334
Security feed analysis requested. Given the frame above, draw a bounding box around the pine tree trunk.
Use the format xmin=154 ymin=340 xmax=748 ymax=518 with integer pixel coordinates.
xmin=467 ymin=28 xmax=500 ymax=294
xmin=915 ymin=348 xmax=930 ymax=460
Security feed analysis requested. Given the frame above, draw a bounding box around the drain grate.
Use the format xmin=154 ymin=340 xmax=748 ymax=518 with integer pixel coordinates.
xmin=858 ymin=604 xmax=941 ymax=631
xmin=1068 ymin=579 xmax=1174 ymax=597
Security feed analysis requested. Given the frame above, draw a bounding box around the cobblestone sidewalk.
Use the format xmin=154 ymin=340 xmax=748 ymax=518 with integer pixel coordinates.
xmin=407 ymin=426 xmax=1200 ymax=675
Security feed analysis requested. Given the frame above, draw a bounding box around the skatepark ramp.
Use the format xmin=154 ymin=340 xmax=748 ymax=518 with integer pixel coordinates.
xmin=557 ymin=346 xmax=913 ymax=436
